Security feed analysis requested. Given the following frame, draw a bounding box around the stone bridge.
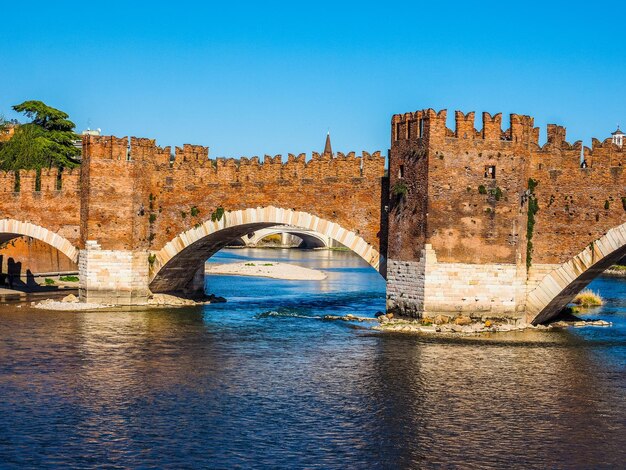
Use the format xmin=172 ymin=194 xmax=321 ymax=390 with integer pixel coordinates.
xmin=236 ymin=226 xmax=334 ymax=248
xmin=0 ymin=135 xmax=386 ymax=304
xmin=0 ymin=108 xmax=624 ymax=325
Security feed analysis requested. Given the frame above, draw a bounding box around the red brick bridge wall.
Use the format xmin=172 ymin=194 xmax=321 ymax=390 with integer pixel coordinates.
xmin=389 ymin=109 xmax=626 ymax=268
xmin=0 ymin=135 xmax=386 ymax=289
xmin=79 ymin=135 xmax=384 ymax=247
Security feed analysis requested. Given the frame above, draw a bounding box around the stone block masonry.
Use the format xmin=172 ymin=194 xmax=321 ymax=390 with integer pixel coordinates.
xmin=387 ymin=245 xmax=526 ymax=320
xmin=79 ymin=241 xmax=150 ymax=305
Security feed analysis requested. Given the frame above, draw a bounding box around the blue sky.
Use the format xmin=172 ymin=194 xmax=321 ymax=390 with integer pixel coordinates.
xmin=1 ymin=1 xmax=624 ymax=157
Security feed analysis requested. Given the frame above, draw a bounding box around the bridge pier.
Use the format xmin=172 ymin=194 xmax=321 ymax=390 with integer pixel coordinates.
xmin=78 ymin=241 xmax=151 ymax=305
xmin=386 ymin=245 xmax=527 ymax=322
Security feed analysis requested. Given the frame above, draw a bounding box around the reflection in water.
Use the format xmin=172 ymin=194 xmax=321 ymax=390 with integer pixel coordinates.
xmin=372 ymin=334 xmax=623 ymax=468
xmin=0 ymin=249 xmax=624 ymax=468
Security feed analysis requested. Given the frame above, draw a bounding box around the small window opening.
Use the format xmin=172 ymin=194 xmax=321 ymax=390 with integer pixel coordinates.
xmin=484 ymin=165 xmax=496 ymax=179
xmin=407 ymin=122 xmax=412 ymax=139
xmin=395 ymin=123 xmax=401 ymax=141
xmin=419 ymin=118 xmax=424 ymax=138
xmin=398 ymin=164 xmax=405 ymax=178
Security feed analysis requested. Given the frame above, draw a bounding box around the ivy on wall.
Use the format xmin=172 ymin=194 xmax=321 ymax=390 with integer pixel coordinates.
xmin=526 ymin=178 xmax=539 ymax=269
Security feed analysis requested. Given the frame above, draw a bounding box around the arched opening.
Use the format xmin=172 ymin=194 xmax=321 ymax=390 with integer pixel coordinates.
xmin=0 ymin=219 xmax=79 ymax=290
xmin=528 ymin=223 xmax=626 ymax=324
xmin=243 ymin=227 xmax=331 ymax=249
xmin=260 ymin=231 xmax=327 ymax=249
xmin=149 ymin=207 xmax=381 ymax=294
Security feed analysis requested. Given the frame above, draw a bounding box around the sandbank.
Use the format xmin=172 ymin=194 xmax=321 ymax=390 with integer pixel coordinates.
xmin=205 ymin=261 xmax=326 ymax=280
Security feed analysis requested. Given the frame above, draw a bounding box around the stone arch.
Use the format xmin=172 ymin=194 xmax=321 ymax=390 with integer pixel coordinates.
xmin=149 ymin=206 xmax=381 ymax=292
xmin=245 ymin=227 xmax=330 ymax=248
xmin=0 ymin=219 xmax=79 ymax=264
xmin=527 ymin=223 xmax=626 ymax=324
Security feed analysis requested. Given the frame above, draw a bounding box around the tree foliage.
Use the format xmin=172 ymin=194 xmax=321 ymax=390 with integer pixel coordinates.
xmin=0 ymin=101 xmax=80 ymax=170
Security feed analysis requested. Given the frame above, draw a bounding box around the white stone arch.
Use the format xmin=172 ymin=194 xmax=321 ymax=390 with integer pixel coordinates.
xmin=244 ymin=226 xmax=331 ymax=248
xmin=149 ymin=206 xmax=381 ymax=292
xmin=0 ymin=218 xmax=79 ymax=263
xmin=527 ymin=222 xmax=626 ymax=324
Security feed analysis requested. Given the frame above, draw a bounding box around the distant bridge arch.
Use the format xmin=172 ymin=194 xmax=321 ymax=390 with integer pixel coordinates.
xmin=148 ymin=206 xmax=381 ymax=293
xmin=0 ymin=219 xmax=79 ymax=264
xmin=527 ymin=223 xmax=626 ymax=324
xmin=241 ymin=226 xmax=333 ymax=249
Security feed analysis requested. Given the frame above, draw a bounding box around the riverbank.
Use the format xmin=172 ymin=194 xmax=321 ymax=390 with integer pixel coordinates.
xmin=205 ymin=261 xmax=327 ymax=280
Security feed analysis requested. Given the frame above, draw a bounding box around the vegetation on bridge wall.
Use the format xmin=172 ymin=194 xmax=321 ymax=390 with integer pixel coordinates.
xmin=526 ymin=178 xmax=539 ymax=269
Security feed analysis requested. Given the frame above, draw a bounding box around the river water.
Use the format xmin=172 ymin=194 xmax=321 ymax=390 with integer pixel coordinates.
xmin=0 ymin=248 xmax=625 ymax=469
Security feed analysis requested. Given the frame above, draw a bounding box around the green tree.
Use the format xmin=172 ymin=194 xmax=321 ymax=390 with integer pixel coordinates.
xmin=0 ymin=100 xmax=80 ymax=170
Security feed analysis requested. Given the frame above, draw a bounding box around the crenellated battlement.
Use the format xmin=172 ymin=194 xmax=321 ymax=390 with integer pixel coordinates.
xmin=391 ymin=108 xmax=538 ymax=145
xmin=83 ymin=135 xmax=384 ymax=183
xmin=393 ymin=108 xmax=626 ymax=171
xmin=530 ymin=125 xmax=625 ymax=169
xmin=387 ymin=106 xmax=626 ymax=321
xmin=0 ymin=167 xmax=80 ymax=194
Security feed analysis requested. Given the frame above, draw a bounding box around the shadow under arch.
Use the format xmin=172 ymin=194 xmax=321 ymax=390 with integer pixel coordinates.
xmin=0 ymin=219 xmax=79 ymax=264
xmin=149 ymin=206 xmax=382 ymax=293
xmin=528 ymin=223 xmax=626 ymax=324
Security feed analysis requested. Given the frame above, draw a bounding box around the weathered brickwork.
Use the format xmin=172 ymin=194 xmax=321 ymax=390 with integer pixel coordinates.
xmin=80 ymin=135 xmax=385 ymax=254
xmin=0 ymin=168 xmax=81 ymax=244
xmin=387 ymin=108 xmax=626 ymax=322
xmin=389 ymin=110 xmax=535 ymax=265
xmin=0 ymin=168 xmax=81 ymax=283
xmin=530 ymin=129 xmax=626 ymax=264
xmin=0 ymin=237 xmax=77 ymax=278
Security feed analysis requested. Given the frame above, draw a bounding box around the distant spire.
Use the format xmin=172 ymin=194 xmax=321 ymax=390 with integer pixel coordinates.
xmin=323 ymin=131 xmax=333 ymax=156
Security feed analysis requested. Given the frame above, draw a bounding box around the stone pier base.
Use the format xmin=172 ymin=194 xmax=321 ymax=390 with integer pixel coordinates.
xmin=387 ymin=244 xmax=527 ymax=322
xmin=78 ymin=241 xmax=151 ymax=305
